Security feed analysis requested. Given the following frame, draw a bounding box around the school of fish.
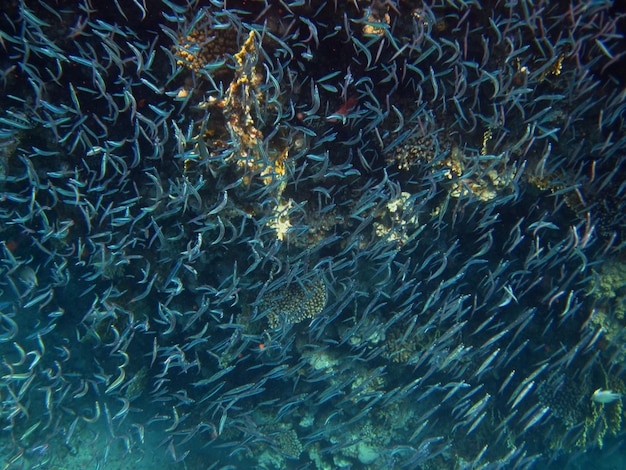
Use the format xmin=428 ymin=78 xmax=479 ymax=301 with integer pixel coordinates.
xmin=0 ymin=0 xmax=626 ymax=468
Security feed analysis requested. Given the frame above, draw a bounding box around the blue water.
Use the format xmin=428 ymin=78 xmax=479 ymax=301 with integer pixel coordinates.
xmin=1 ymin=0 xmax=625 ymax=469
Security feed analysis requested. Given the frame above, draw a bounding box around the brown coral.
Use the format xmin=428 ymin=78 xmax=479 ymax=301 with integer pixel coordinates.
xmin=262 ymin=276 xmax=328 ymax=329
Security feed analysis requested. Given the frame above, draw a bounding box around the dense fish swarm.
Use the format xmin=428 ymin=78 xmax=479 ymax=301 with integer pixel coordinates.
xmin=0 ymin=0 xmax=626 ymax=469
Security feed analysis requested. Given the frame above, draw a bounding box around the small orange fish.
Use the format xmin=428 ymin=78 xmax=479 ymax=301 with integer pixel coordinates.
xmin=327 ymin=96 xmax=358 ymax=123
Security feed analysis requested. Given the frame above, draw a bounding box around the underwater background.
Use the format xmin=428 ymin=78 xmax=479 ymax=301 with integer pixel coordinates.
xmin=1 ymin=0 xmax=626 ymax=468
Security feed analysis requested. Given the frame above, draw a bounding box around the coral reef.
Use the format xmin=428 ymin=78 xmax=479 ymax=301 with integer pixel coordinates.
xmin=262 ymin=276 xmax=328 ymax=329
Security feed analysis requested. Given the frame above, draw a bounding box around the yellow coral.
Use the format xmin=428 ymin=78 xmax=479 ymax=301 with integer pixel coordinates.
xmin=539 ymin=53 xmax=564 ymax=82
xmin=175 ymin=27 xmax=236 ymax=73
xmin=234 ymin=30 xmax=256 ymax=67
xmin=267 ymin=198 xmax=293 ymax=241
